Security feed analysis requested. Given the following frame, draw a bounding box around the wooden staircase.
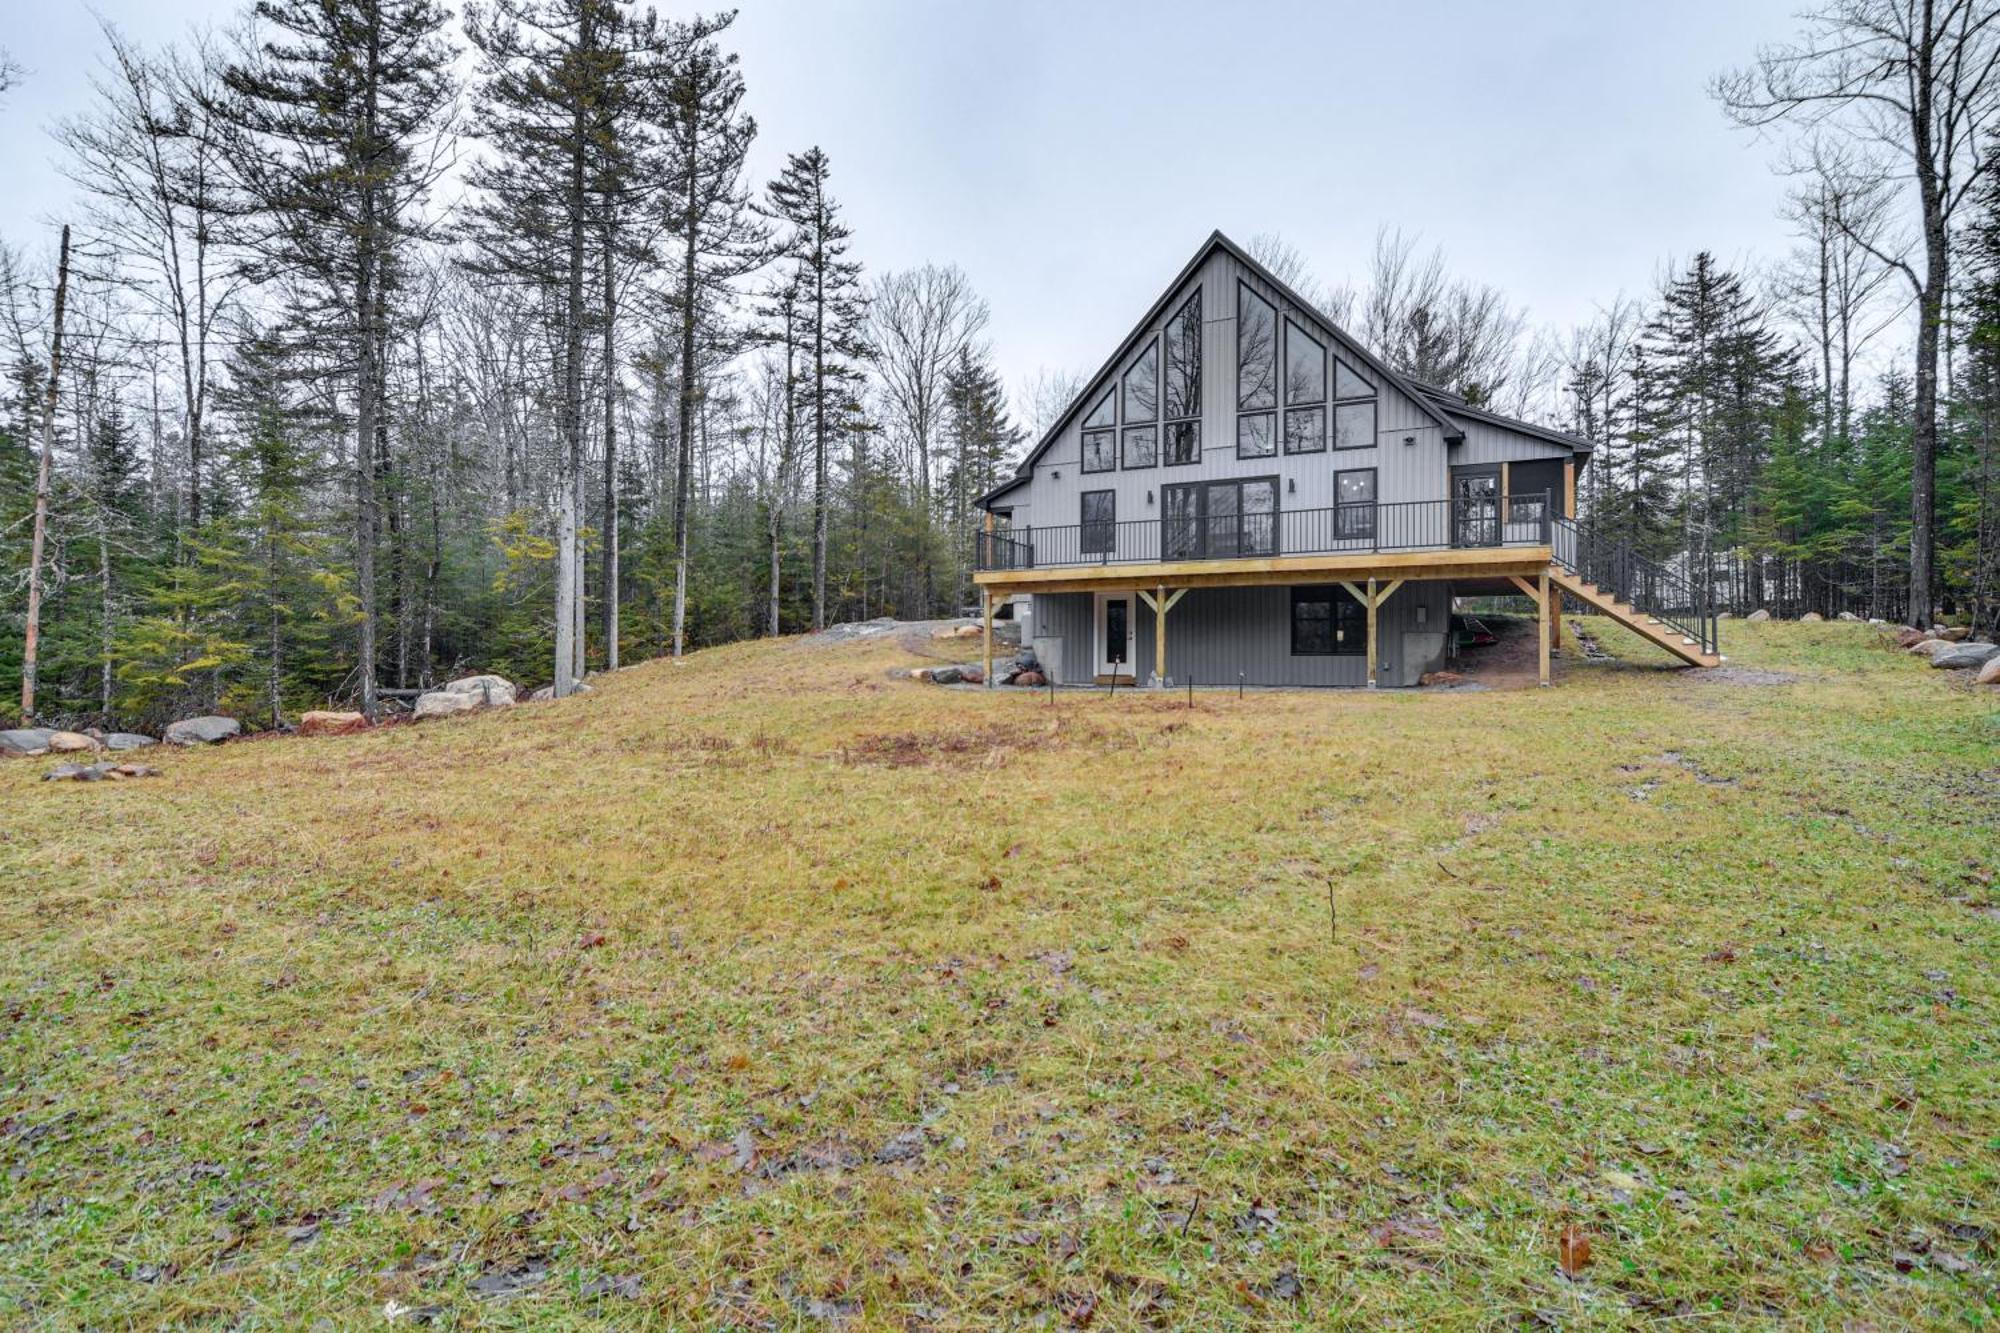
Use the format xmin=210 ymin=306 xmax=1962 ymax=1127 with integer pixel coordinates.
xmin=1548 ymin=565 xmax=1722 ymax=668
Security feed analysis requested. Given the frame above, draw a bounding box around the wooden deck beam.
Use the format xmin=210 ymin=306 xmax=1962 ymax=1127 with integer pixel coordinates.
xmin=976 ymin=546 xmax=1549 ymax=598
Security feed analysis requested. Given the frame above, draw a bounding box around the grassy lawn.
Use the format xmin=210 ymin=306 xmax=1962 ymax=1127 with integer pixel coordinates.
xmin=2 ymin=619 xmax=1995 ymax=1328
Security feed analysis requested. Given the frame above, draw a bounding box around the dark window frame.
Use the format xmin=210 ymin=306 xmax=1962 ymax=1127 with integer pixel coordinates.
xmin=1283 ymin=403 xmax=1327 ymax=455
xmin=1081 ymin=428 xmax=1116 ymax=473
xmin=1284 ymin=317 xmax=1327 ymax=407
xmin=1332 ymin=398 xmax=1377 ymax=451
xmin=1080 ymin=489 xmax=1116 ymax=555
xmin=1162 ymin=474 xmax=1279 ymax=560
xmin=1163 ymin=290 xmax=1202 ymax=465
xmin=1122 ymin=336 xmax=1159 ymax=427
xmin=1121 ymin=423 xmax=1157 ymax=470
xmin=1237 ymin=410 xmax=1275 ymax=459
xmin=1334 ymin=467 xmax=1377 ymax=540
xmin=1237 ymin=282 xmax=1277 ymax=412
xmin=1291 ymin=584 xmax=1365 ymax=656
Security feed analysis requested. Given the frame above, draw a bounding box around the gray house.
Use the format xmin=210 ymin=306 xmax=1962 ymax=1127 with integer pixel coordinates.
xmin=972 ymin=232 xmax=1719 ymax=687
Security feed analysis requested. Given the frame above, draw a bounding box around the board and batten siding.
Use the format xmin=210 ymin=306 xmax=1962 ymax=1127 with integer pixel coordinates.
xmin=1449 ymin=416 xmax=1576 ymax=466
xmin=1031 ymin=582 xmax=1451 ymax=688
xmin=1005 ymin=248 xmax=1450 ymax=540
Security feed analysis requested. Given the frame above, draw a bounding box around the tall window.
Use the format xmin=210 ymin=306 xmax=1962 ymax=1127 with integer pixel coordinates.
xmin=1292 ymin=586 xmax=1365 ymax=656
xmin=1082 ymin=389 xmax=1115 ymax=472
xmin=1164 ymin=290 xmax=1201 ymax=464
xmin=1081 ymin=490 xmax=1116 ymax=555
xmin=1237 ymin=283 xmax=1276 ymax=459
xmin=1335 ymin=467 xmax=1376 ymax=541
xmin=1122 ymin=339 xmax=1158 ymax=468
xmin=1333 ymin=356 xmax=1376 ymax=450
xmin=1282 ymin=319 xmax=1326 ymax=453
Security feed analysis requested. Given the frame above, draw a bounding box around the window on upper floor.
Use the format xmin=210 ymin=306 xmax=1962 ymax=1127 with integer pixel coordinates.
xmin=1122 ymin=424 xmax=1157 ymax=469
xmin=1334 ymin=399 xmax=1376 ymax=451
xmin=1081 ymin=490 xmax=1115 ymax=554
xmin=1285 ymin=319 xmax=1325 ymax=406
xmin=1335 ymin=358 xmax=1373 ymax=401
xmin=1123 ymin=338 xmax=1158 ymax=424
xmin=1081 ymin=389 xmax=1115 ymax=472
xmin=1238 ymin=284 xmax=1276 ymax=411
xmin=1335 ymin=467 xmax=1376 ymax=540
xmin=1164 ymin=290 xmax=1201 ymax=422
xmin=1237 ymin=411 xmax=1274 ymax=459
xmin=1284 ymin=404 xmax=1325 ymax=454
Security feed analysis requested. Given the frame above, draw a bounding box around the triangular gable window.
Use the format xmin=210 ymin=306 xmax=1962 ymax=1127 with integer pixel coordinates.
xmin=1334 ymin=358 xmax=1373 ymax=400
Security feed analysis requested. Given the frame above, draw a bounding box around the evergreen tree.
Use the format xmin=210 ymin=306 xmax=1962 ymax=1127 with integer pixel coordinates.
xmin=764 ymin=147 xmax=866 ymax=630
xmin=219 ymin=0 xmax=456 ymax=718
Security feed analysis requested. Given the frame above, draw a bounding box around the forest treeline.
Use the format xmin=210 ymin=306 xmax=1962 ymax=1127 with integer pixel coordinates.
xmin=0 ymin=1 xmax=1996 ymax=728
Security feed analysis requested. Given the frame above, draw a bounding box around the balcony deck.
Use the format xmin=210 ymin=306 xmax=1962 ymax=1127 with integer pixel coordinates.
xmin=973 ymin=496 xmax=1557 ymax=595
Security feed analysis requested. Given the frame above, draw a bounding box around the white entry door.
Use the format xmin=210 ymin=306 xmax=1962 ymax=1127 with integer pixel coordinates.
xmin=1094 ymin=592 xmax=1134 ymax=678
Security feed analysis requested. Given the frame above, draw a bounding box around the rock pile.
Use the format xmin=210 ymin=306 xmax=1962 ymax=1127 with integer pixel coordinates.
xmin=911 ymin=644 xmax=1046 ymax=687
xmin=43 ymin=761 xmax=161 ymax=782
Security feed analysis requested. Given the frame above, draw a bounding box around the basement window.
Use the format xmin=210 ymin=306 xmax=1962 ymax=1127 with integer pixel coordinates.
xmin=1291 ymin=585 xmax=1364 ymax=656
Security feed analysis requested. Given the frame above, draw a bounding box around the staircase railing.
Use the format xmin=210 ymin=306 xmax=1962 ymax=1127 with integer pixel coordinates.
xmin=1550 ymin=517 xmax=1718 ymax=658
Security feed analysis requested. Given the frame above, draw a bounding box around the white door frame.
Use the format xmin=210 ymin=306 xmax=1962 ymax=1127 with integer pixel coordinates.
xmin=1093 ymin=591 xmax=1135 ymax=678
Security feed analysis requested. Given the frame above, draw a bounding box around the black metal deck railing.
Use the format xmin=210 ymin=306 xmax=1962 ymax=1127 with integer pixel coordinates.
xmin=975 ymin=493 xmax=1556 ymax=572
xmin=1550 ymin=516 xmax=1719 ymax=657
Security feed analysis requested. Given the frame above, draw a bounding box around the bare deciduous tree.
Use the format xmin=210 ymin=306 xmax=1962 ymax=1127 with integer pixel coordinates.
xmin=1714 ymin=0 xmax=2000 ymax=623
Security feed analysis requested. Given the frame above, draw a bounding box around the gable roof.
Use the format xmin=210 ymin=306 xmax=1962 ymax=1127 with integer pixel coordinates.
xmin=1424 ymin=393 xmax=1597 ymax=455
xmin=979 ymin=230 xmax=1468 ymax=510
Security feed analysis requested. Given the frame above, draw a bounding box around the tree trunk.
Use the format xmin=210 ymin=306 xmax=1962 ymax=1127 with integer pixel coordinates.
xmin=601 ymin=218 xmax=619 ymax=671
xmin=20 ymin=225 xmax=72 ymax=724
xmin=672 ymin=156 xmax=699 ymax=659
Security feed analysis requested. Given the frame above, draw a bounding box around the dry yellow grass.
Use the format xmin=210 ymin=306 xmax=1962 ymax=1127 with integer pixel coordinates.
xmin=1 ymin=619 xmax=1995 ymax=1327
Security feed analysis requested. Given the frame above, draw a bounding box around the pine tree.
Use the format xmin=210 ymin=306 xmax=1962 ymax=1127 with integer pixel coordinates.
xmin=660 ymin=26 xmax=763 ymax=657
xmin=219 ymin=0 xmax=455 ymax=719
xmin=764 ymin=148 xmax=866 ymax=630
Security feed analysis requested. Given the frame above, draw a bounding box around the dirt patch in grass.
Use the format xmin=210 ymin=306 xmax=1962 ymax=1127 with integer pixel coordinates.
xmin=1683 ymin=666 xmax=1800 ymax=686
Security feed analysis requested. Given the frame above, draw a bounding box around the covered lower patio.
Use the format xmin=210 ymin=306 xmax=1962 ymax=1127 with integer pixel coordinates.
xmin=974 ymin=546 xmax=1563 ymax=690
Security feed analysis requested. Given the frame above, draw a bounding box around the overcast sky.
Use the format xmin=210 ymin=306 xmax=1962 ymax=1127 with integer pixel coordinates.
xmin=0 ymin=0 xmax=1819 ymax=412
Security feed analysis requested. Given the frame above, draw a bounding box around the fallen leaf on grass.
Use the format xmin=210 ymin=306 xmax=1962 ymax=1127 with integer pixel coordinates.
xmin=1558 ymin=1225 xmax=1592 ymax=1277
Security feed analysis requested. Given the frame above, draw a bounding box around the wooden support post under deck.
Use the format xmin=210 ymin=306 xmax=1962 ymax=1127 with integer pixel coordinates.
xmin=1365 ymin=576 xmax=1378 ymax=688
xmin=1563 ymin=461 xmax=1576 ymax=518
xmin=1137 ymin=586 xmax=1186 ymax=686
xmin=981 ymin=590 xmax=995 ymax=689
xmin=1538 ymin=569 xmax=1551 ymax=687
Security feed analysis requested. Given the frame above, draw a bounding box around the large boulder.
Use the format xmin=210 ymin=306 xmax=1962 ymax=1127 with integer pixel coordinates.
xmin=0 ymin=727 xmax=57 ymax=757
xmin=1977 ymin=655 xmax=2000 ymax=686
xmin=1015 ymin=670 xmax=1046 ymax=688
xmin=1931 ymin=642 xmax=1999 ymax=671
xmin=47 ymin=731 xmax=100 ymax=754
xmin=413 ymin=690 xmax=480 ymax=721
xmin=1907 ymin=638 xmax=1956 ymax=658
xmin=959 ymin=666 xmax=985 ymax=686
xmin=441 ymin=674 xmax=516 ymax=706
xmin=1746 ymin=609 xmax=1771 ymax=623
xmin=164 ymin=716 xmax=241 ymax=746
xmin=1800 ymin=611 xmax=1824 ymax=623
xmin=299 ymin=710 xmax=368 ymax=737
xmin=1893 ymin=626 xmax=1929 ymax=649
xmin=928 ymin=666 xmax=963 ymax=686
xmin=1837 ymin=611 xmax=1861 ymax=622
xmin=103 ymin=732 xmax=156 ymax=751
xmin=1940 ymin=626 xmax=1972 ymax=642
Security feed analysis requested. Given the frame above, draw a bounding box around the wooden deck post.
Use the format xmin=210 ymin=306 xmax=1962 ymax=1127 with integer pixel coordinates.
xmin=1537 ymin=569 xmax=1551 ymax=687
xmin=981 ymin=590 xmax=995 ymax=689
xmin=1365 ymin=576 xmax=1378 ymax=688
xmin=1153 ymin=584 xmax=1167 ymax=685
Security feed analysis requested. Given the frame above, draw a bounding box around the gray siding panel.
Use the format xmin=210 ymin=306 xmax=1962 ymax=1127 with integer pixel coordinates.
xmin=1451 ymin=417 xmax=1575 ymax=464
xmin=1033 ymin=581 xmax=1452 ymax=688
xmin=1009 ymin=250 xmax=1455 ymax=541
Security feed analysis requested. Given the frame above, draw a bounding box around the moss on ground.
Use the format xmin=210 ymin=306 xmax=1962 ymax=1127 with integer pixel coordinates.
xmin=1 ymin=619 xmax=1995 ymax=1327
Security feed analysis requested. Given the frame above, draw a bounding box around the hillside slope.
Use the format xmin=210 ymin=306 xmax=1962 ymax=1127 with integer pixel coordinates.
xmin=2 ymin=623 xmax=1995 ymax=1326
